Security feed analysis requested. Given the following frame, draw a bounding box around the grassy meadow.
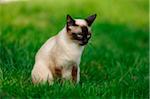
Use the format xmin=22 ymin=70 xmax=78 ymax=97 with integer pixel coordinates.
xmin=0 ymin=0 xmax=149 ymax=98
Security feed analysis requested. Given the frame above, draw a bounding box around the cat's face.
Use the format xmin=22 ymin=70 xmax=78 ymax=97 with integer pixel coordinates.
xmin=66 ymin=14 xmax=96 ymax=46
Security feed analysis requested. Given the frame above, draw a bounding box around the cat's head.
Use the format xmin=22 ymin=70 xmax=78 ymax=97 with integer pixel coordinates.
xmin=66 ymin=14 xmax=97 ymax=46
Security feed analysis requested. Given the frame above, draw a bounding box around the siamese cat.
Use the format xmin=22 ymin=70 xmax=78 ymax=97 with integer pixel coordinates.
xmin=31 ymin=14 xmax=97 ymax=84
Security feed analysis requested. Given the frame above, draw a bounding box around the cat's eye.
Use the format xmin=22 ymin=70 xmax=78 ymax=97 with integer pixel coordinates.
xmin=87 ymin=34 xmax=91 ymax=38
xmin=77 ymin=34 xmax=83 ymax=38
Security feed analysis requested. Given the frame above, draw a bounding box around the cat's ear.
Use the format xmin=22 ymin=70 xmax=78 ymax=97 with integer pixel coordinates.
xmin=67 ymin=14 xmax=75 ymax=26
xmin=85 ymin=14 xmax=97 ymax=26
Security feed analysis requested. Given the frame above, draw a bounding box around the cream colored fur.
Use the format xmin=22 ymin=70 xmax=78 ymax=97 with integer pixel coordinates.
xmin=31 ymin=19 xmax=88 ymax=84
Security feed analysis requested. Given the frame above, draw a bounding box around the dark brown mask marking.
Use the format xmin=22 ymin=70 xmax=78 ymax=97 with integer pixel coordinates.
xmin=71 ymin=26 xmax=91 ymax=46
xmin=79 ymin=26 xmax=91 ymax=45
xmin=81 ymin=26 xmax=88 ymax=35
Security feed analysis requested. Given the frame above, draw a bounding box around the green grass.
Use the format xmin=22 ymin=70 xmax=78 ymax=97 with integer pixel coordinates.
xmin=0 ymin=0 xmax=149 ymax=98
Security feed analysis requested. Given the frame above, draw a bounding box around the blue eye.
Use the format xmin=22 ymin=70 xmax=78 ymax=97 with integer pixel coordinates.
xmin=87 ymin=34 xmax=91 ymax=38
xmin=77 ymin=34 xmax=83 ymax=38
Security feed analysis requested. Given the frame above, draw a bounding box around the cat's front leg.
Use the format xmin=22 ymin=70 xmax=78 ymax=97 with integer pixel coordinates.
xmin=72 ymin=65 xmax=80 ymax=83
xmin=31 ymin=63 xmax=54 ymax=85
xmin=77 ymin=66 xmax=80 ymax=83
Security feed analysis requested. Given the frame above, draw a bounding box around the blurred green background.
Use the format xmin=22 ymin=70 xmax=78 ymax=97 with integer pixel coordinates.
xmin=0 ymin=0 xmax=149 ymax=98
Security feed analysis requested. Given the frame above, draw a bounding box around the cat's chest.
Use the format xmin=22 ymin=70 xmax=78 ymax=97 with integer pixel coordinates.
xmin=54 ymin=43 xmax=84 ymax=67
